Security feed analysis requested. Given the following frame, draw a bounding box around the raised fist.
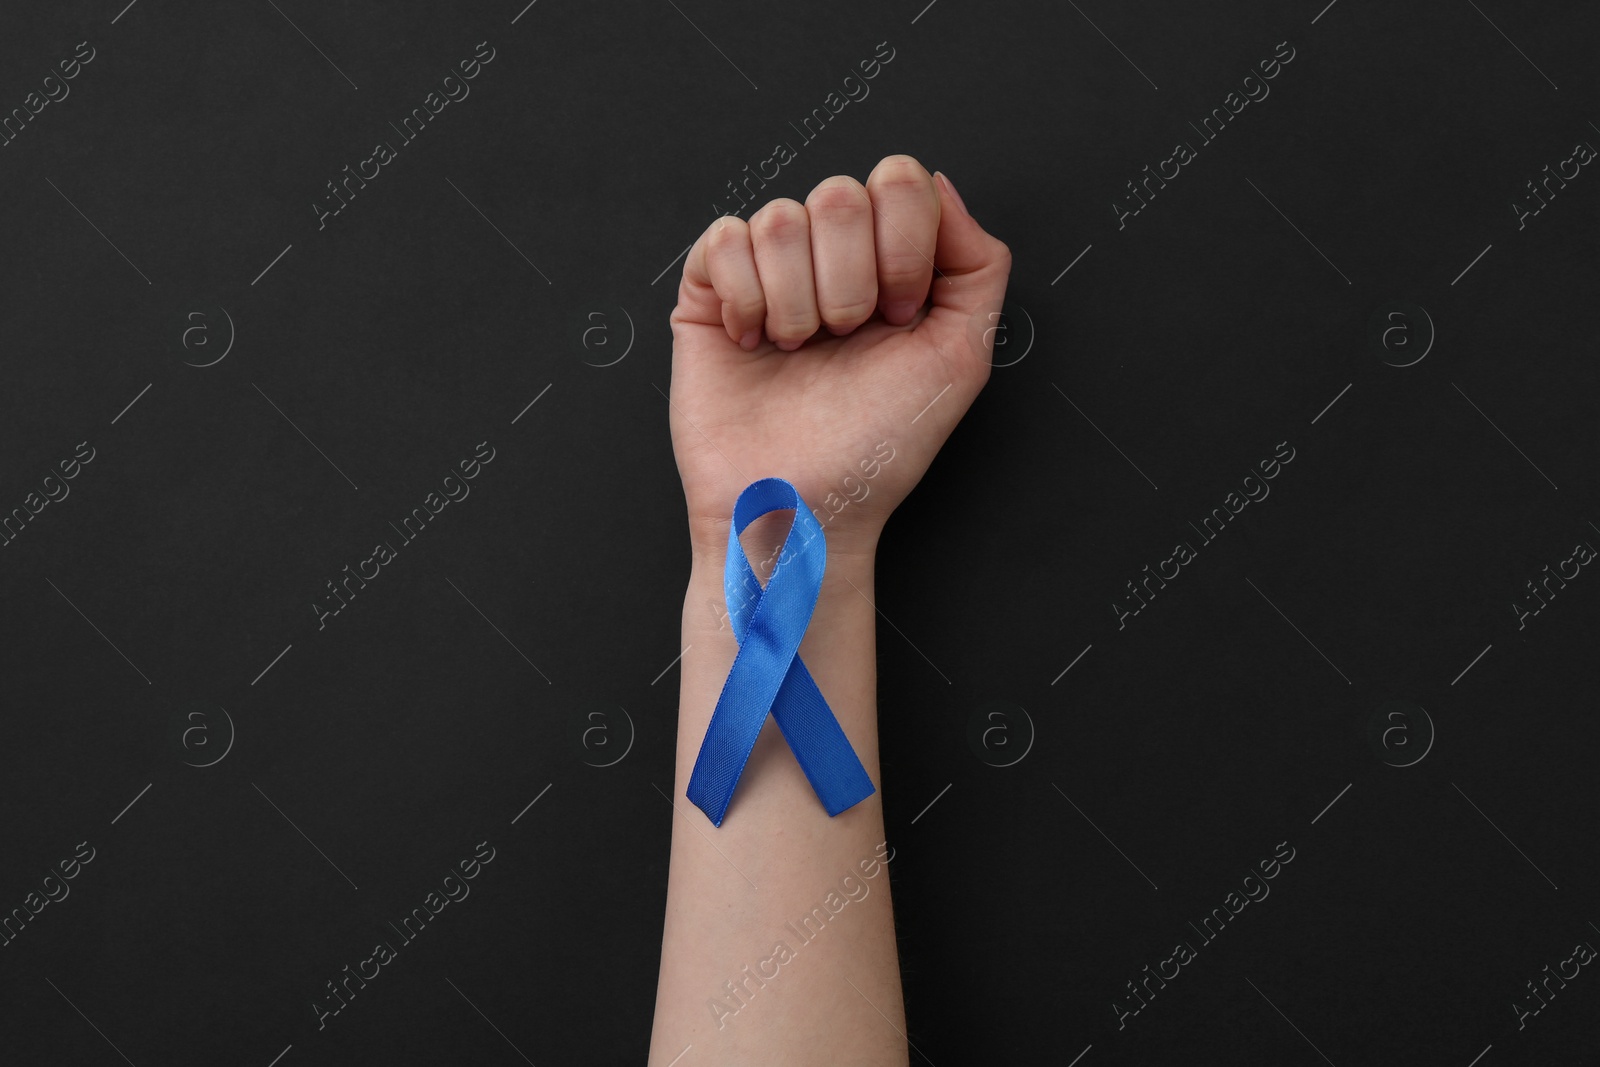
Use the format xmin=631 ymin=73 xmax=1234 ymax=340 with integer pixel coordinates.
xmin=668 ymin=154 xmax=1013 ymax=565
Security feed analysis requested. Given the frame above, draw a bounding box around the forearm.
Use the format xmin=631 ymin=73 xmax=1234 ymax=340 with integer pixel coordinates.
xmin=648 ymin=539 xmax=907 ymax=1065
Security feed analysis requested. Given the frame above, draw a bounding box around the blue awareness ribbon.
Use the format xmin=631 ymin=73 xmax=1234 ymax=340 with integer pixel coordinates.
xmin=686 ymin=477 xmax=876 ymax=827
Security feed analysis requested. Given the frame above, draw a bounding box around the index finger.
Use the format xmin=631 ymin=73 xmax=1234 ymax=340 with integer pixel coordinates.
xmin=865 ymin=155 xmax=941 ymax=326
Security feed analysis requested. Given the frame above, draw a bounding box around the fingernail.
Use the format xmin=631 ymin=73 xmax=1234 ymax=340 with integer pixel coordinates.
xmin=883 ymin=300 xmax=918 ymax=326
xmin=739 ymin=329 xmax=760 ymax=351
xmin=935 ymin=170 xmax=968 ymax=216
xmin=775 ymin=339 xmax=804 ymax=351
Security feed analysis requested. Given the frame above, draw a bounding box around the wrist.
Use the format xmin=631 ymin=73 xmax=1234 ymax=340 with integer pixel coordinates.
xmin=687 ymin=495 xmax=881 ymax=566
xmin=689 ymin=528 xmax=879 ymax=587
xmin=686 ymin=530 xmax=878 ymax=648
xmin=688 ymin=546 xmax=877 ymax=596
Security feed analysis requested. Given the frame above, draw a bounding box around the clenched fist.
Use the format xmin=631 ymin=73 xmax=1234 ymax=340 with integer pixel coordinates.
xmin=668 ymin=154 xmax=1012 ymax=565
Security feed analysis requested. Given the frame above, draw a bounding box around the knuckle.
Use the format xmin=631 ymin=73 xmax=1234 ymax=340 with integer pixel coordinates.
xmin=750 ymin=199 xmax=809 ymax=240
xmin=869 ymin=154 xmax=929 ymax=192
xmin=821 ymin=300 xmax=874 ymax=328
xmin=768 ymin=310 xmax=819 ymax=337
xmin=805 ymin=176 xmax=867 ymax=215
xmin=707 ymin=216 xmax=749 ymax=251
xmin=877 ymin=255 xmax=927 ymax=285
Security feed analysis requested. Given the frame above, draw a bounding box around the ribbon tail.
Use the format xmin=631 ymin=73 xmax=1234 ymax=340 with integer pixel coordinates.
xmin=685 ymin=685 xmax=768 ymax=827
xmin=769 ymin=655 xmax=876 ymax=817
xmin=686 ymin=632 xmax=796 ymax=826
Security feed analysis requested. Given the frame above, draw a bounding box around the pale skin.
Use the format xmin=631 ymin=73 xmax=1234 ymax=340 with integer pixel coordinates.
xmin=649 ymin=154 xmax=1011 ymax=1065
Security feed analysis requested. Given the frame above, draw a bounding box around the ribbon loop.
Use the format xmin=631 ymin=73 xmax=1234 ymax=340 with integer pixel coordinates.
xmin=686 ymin=478 xmax=876 ymax=827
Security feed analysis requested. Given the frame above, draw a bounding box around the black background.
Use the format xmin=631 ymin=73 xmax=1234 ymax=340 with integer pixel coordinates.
xmin=2 ymin=1 xmax=1597 ymax=1064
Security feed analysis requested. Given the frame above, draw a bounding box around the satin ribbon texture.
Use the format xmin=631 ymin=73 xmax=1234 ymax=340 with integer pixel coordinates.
xmin=686 ymin=477 xmax=876 ymax=827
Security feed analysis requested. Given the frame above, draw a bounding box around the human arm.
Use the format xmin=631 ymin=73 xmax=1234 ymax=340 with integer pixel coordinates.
xmin=648 ymin=155 xmax=1011 ymax=1065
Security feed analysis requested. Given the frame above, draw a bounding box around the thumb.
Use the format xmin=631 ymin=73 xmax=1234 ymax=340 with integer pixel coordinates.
xmin=919 ymin=170 xmax=1013 ymax=363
